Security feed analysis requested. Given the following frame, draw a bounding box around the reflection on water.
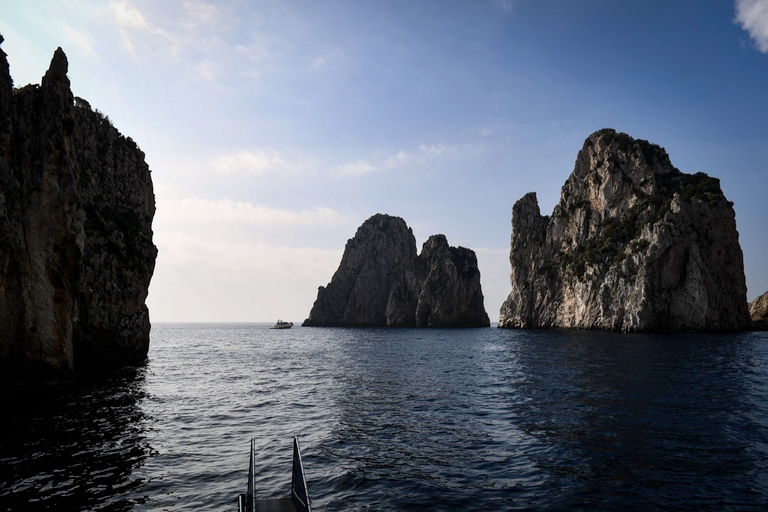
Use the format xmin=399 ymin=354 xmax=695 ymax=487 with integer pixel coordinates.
xmin=0 ymin=365 xmax=152 ymax=511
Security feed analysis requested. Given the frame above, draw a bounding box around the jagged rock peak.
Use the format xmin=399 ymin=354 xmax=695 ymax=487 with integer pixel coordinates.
xmin=0 ymin=39 xmax=157 ymax=378
xmin=42 ymin=47 xmax=70 ymax=89
xmin=303 ymin=214 xmax=417 ymax=326
xmin=304 ymin=215 xmax=490 ymax=328
xmin=749 ymin=291 xmax=768 ymax=330
xmin=499 ymin=129 xmax=749 ymax=332
xmin=386 ymin=234 xmax=490 ymax=327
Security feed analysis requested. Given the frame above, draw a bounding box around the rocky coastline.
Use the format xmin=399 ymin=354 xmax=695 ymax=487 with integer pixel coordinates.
xmin=0 ymin=38 xmax=157 ymax=378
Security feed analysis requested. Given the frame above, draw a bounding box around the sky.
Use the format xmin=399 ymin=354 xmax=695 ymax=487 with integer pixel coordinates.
xmin=1 ymin=0 xmax=767 ymax=322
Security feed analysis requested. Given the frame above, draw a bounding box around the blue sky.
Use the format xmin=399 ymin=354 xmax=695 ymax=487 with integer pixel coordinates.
xmin=1 ymin=0 xmax=767 ymax=322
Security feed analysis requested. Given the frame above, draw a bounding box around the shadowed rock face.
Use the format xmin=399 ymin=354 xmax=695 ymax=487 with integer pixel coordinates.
xmin=303 ymin=214 xmax=417 ymax=326
xmin=499 ymin=128 xmax=750 ymax=332
xmin=750 ymin=292 xmax=768 ymax=330
xmin=0 ymin=38 xmax=157 ymax=377
xmin=386 ymin=234 xmax=490 ymax=327
xmin=304 ymin=214 xmax=489 ymax=327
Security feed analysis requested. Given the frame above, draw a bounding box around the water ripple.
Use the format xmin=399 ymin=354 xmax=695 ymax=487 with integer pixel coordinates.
xmin=2 ymin=326 xmax=768 ymax=510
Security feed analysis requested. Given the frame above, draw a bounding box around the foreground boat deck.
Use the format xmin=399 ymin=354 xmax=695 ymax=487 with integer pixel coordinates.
xmin=254 ymin=498 xmax=297 ymax=512
xmin=238 ymin=437 xmax=311 ymax=512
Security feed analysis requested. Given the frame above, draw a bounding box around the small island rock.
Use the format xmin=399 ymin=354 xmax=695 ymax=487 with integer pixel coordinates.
xmin=304 ymin=214 xmax=490 ymax=327
xmin=303 ymin=214 xmax=417 ymax=326
xmin=499 ymin=129 xmax=750 ymax=332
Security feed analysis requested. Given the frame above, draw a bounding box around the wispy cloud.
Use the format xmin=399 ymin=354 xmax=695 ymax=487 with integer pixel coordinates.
xmin=156 ymin=197 xmax=354 ymax=228
xmin=493 ymin=0 xmax=515 ymax=12
xmin=62 ymin=24 xmax=96 ymax=56
xmin=105 ymin=0 xmax=173 ymax=56
xmin=335 ymin=143 xmax=473 ymax=176
xmin=735 ymin=0 xmax=768 ymax=53
xmin=98 ymin=0 xmax=275 ymax=86
xmin=213 ymin=149 xmax=291 ymax=175
xmin=182 ymin=0 xmax=222 ymax=26
xmin=335 ymin=159 xmax=377 ymax=176
xmin=310 ymin=46 xmax=347 ymax=71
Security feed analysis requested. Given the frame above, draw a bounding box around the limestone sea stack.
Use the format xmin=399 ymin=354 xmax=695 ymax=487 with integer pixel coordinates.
xmin=303 ymin=214 xmax=490 ymax=327
xmin=386 ymin=234 xmax=490 ymax=327
xmin=0 ymin=38 xmax=157 ymax=377
xmin=749 ymin=291 xmax=768 ymax=330
xmin=303 ymin=214 xmax=417 ymax=326
xmin=499 ymin=128 xmax=749 ymax=332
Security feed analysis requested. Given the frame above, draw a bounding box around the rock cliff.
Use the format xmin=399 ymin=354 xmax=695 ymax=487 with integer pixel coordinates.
xmin=303 ymin=214 xmax=417 ymax=326
xmin=386 ymin=234 xmax=490 ymax=327
xmin=303 ymin=214 xmax=489 ymax=327
xmin=749 ymin=291 xmax=768 ymax=330
xmin=0 ymin=38 xmax=157 ymax=377
xmin=499 ymin=128 xmax=749 ymax=332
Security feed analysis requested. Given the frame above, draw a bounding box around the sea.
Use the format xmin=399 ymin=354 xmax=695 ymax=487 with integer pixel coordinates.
xmin=2 ymin=323 xmax=768 ymax=511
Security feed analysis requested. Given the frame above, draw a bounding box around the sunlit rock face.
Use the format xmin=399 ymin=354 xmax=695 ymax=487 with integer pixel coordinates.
xmin=499 ymin=128 xmax=750 ymax=332
xmin=304 ymin=214 xmax=490 ymax=327
xmin=386 ymin=234 xmax=490 ymax=327
xmin=750 ymin=291 xmax=768 ymax=330
xmin=0 ymin=38 xmax=157 ymax=377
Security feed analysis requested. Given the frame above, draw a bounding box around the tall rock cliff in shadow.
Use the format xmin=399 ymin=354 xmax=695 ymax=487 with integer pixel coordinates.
xmin=303 ymin=214 xmax=417 ymax=326
xmin=386 ymin=234 xmax=490 ymax=327
xmin=0 ymin=38 xmax=157 ymax=377
xmin=499 ymin=129 xmax=749 ymax=332
xmin=303 ymin=214 xmax=489 ymax=327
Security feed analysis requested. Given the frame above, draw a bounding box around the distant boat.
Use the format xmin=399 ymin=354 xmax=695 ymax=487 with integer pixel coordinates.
xmin=238 ymin=437 xmax=311 ymax=512
xmin=270 ymin=320 xmax=293 ymax=329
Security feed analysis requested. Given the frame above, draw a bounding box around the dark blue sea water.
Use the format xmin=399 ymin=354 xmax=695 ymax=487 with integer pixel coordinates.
xmin=2 ymin=324 xmax=768 ymax=511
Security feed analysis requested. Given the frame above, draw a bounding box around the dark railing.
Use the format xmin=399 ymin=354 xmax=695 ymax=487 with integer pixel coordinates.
xmin=238 ymin=438 xmax=257 ymax=512
xmin=237 ymin=437 xmax=311 ymax=512
xmin=291 ymin=436 xmax=311 ymax=512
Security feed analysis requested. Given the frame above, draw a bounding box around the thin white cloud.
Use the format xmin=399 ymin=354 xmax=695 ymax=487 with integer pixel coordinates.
xmin=383 ymin=150 xmax=411 ymax=169
xmin=478 ymin=127 xmax=493 ymax=137
xmin=194 ymin=59 xmax=222 ymax=82
xmin=214 ymin=149 xmax=291 ymax=175
xmin=93 ymin=0 xmax=280 ymax=89
xmin=156 ymin=197 xmax=354 ymax=228
xmin=336 ymin=142 xmax=473 ymax=176
xmin=310 ymin=46 xmax=346 ymax=71
xmin=105 ymin=0 xmax=174 ymax=56
xmin=182 ymin=0 xmax=221 ymax=26
xmin=109 ymin=0 xmax=150 ymax=29
xmin=156 ymin=230 xmax=341 ymax=273
xmin=493 ymin=0 xmax=515 ymax=12
xmin=335 ymin=159 xmax=377 ymax=176
xmin=62 ymin=24 xmax=96 ymax=56
xmin=735 ymin=0 xmax=768 ymax=53
xmin=417 ymin=143 xmax=459 ymax=158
